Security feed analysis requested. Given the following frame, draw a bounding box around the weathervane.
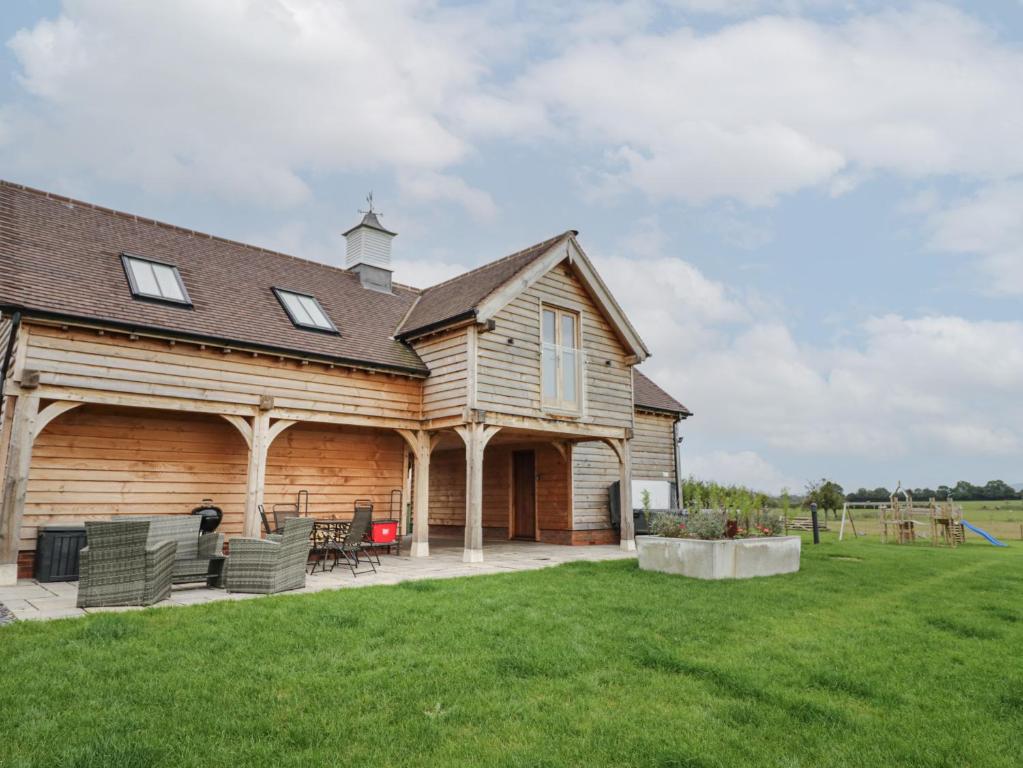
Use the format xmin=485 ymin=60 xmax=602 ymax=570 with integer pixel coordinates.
xmin=359 ymin=191 xmax=379 ymax=217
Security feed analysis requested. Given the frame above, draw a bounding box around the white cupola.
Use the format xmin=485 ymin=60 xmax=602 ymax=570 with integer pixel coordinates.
xmin=342 ymin=195 xmax=395 ymax=293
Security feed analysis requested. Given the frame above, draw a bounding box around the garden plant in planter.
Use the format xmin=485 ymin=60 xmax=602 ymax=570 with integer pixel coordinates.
xmin=637 ymin=505 xmax=800 ymax=580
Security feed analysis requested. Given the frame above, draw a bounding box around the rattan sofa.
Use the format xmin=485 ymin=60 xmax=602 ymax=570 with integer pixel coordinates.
xmin=77 ymin=520 xmax=176 ymax=608
xmin=135 ymin=515 xmax=224 ymax=584
xmin=224 ymin=517 xmax=313 ymax=594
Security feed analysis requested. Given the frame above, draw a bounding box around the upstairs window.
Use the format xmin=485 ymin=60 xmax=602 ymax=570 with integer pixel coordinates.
xmin=542 ymin=305 xmax=580 ymax=411
xmin=122 ymin=254 xmax=191 ymax=306
xmin=273 ymin=288 xmax=338 ymax=333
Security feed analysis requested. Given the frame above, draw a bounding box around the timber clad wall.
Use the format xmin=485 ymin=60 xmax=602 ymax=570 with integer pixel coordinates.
xmin=477 ymin=262 xmax=634 ymax=428
xmin=24 ymin=405 xmax=249 ymax=549
xmin=633 ymin=411 xmax=677 ymax=482
xmin=20 ymin=407 xmax=407 ymax=553
xmin=24 ymin=325 xmax=423 ymax=422
xmin=265 ymin=423 xmax=405 ymax=518
xmin=411 ymin=328 xmax=468 ymax=421
xmin=572 ymin=411 xmax=678 ymax=530
xmin=572 ymin=440 xmax=619 ymax=530
xmin=428 ymin=443 xmax=571 ymax=536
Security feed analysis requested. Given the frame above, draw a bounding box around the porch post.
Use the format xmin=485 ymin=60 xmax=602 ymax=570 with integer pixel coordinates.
xmin=411 ymin=430 xmax=431 ymax=558
xmin=0 ymin=394 xmax=40 ymax=585
xmin=455 ymin=423 xmax=500 ymax=563
xmin=242 ymin=413 xmax=270 ymax=538
xmin=619 ymin=438 xmax=635 ymax=551
xmin=396 ymin=429 xmax=434 ymax=558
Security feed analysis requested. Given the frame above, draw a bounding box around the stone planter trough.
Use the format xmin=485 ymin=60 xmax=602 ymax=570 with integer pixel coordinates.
xmin=636 ymin=535 xmax=801 ymax=580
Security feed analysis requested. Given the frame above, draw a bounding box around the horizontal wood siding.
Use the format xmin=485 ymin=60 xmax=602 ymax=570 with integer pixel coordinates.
xmin=428 ymin=442 xmax=570 ymax=532
xmin=572 ymin=441 xmax=618 ymax=530
xmin=633 ymin=411 xmax=677 ymax=483
xmin=411 ymin=328 xmax=468 ymax=421
xmin=22 ymin=404 xmax=248 ymax=550
xmin=428 ymin=449 xmax=466 ymax=527
xmin=572 ymin=412 xmax=677 ymax=529
xmin=477 ymin=262 xmax=633 ymax=428
xmin=22 ymin=324 xmax=422 ymax=422
xmin=265 ymin=422 xmax=405 ymax=519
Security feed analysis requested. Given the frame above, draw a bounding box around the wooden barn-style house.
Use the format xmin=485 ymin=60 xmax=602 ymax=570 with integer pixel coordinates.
xmin=0 ymin=180 xmax=689 ymax=584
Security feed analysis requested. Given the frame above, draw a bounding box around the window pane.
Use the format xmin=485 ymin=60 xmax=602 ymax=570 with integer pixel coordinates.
xmin=562 ymin=349 xmax=578 ymax=403
xmin=542 ymin=344 xmax=557 ymax=400
xmin=542 ymin=309 xmax=556 ymax=344
xmin=128 ymin=259 xmax=160 ymax=296
xmin=152 ymin=263 xmax=184 ymax=301
xmin=561 ymin=313 xmax=577 ymax=349
xmin=281 ymin=292 xmax=314 ymax=325
xmin=298 ymin=295 xmax=331 ymax=328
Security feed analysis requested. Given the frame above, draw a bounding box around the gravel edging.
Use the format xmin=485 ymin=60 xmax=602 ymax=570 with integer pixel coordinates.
xmin=0 ymin=601 xmax=16 ymax=625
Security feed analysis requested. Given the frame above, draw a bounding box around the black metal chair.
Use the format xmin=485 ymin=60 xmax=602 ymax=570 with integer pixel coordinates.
xmin=273 ymin=505 xmax=299 ymax=532
xmin=258 ymin=505 xmax=276 ymax=537
xmin=329 ymin=507 xmax=376 ymax=577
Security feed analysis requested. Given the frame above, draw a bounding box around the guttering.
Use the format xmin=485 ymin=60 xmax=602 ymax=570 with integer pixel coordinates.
xmin=635 ymin=404 xmax=692 ymax=419
xmin=0 ymin=305 xmax=430 ymax=378
xmin=0 ymin=310 xmax=22 ymax=400
xmin=394 ymin=309 xmax=478 ymax=341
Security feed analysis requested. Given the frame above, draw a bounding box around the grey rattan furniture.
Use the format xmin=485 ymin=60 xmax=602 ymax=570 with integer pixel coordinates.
xmin=136 ymin=515 xmax=224 ymax=584
xmin=77 ymin=520 xmax=176 ymax=608
xmin=224 ymin=517 xmax=313 ymax=594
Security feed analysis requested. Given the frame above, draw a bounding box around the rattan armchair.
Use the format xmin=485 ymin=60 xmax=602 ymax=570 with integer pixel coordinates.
xmin=77 ymin=520 xmax=176 ymax=608
xmin=224 ymin=517 xmax=313 ymax=594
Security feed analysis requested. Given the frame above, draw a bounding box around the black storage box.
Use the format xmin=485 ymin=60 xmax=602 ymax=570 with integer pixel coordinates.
xmin=35 ymin=525 xmax=87 ymax=582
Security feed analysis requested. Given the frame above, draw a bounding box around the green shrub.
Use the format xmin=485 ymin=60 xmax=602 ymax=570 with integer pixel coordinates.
xmin=651 ymin=510 xmax=728 ymax=540
xmin=751 ymin=510 xmax=784 ymax=537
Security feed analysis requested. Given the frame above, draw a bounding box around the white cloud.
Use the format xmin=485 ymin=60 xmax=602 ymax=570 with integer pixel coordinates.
xmin=3 ymin=0 xmax=495 ymax=210
xmin=926 ymin=181 xmax=1023 ymax=295
xmin=684 ymin=450 xmax=801 ymax=494
xmin=591 ymin=226 xmax=1023 ymax=490
xmin=398 ymin=171 xmax=498 ymax=221
xmin=515 ymin=5 xmax=1023 ymax=205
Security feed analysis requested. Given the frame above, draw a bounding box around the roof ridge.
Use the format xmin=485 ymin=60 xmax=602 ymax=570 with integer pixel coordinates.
xmin=0 ymin=178 xmax=423 ymax=296
xmin=417 ymin=230 xmax=577 ymax=294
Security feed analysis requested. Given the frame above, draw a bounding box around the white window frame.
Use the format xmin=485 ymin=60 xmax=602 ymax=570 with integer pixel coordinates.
xmin=272 ymin=287 xmax=338 ymax=333
xmin=121 ymin=253 xmax=192 ymax=306
xmin=541 ymin=304 xmax=582 ymax=413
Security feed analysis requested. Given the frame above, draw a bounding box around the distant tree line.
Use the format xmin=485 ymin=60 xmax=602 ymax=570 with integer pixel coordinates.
xmin=845 ymin=480 xmax=1020 ymax=502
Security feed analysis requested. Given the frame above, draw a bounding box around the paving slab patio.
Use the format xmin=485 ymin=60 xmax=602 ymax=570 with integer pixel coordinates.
xmin=3 ymin=538 xmax=634 ymax=622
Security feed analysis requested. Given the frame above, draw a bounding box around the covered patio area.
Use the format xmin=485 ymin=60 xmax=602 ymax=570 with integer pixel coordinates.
xmin=0 ymin=537 xmax=634 ymax=621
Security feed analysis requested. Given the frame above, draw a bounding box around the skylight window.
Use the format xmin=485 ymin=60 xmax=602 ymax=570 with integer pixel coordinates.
xmin=122 ymin=254 xmax=191 ymax=306
xmin=273 ymin=288 xmax=337 ymax=333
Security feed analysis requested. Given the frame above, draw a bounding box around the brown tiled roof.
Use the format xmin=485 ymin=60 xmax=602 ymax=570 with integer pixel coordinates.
xmin=0 ymin=180 xmax=427 ymax=373
xmin=634 ymin=369 xmax=691 ymax=416
xmin=397 ymin=230 xmax=576 ymax=337
xmin=1 ymin=180 xmax=679 ymax=414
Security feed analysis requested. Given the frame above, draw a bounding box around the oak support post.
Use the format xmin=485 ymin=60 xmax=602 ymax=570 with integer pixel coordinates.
xmin=455 ymin=423 xmax=500 ymax=563
xmin=619 ymin=439 xmax=635 ymax=551
xmin=397 ymin=429 xmax=435 ymax=558
xmin=411 ymin=431 xmax=432 ymax=558
xmin=0 ymin=395 xmax=40 ymax=585
xmin=243 ymin=413 xmax=270 ymax=538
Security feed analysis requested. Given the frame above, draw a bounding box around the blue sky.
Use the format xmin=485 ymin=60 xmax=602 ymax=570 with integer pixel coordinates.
xmin=1 ymin=1 xmax=1021 ymax=493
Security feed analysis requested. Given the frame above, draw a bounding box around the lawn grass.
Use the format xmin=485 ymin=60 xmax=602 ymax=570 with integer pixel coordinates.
xmin=2 ymin=538 xmax=1022 ymax=767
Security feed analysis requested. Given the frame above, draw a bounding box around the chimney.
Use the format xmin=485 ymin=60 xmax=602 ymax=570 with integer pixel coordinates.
xmin=342 ymin=198 xmax=395 ymax=293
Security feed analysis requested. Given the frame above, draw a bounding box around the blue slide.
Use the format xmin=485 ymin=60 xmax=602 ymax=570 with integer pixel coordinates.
xmin=961 ymin=521 xmax=1008 ymax=547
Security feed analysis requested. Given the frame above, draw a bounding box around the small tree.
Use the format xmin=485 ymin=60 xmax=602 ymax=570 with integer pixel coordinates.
xmin=805 ymin=478 xmax=845 ymax=520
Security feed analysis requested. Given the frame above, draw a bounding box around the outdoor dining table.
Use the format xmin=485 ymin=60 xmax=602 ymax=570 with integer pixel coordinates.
xmin=308 ymin=518 xmax=351 ymax=573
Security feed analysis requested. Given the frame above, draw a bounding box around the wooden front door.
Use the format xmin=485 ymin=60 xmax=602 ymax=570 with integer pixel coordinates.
xmin=512 ymin=450 xmax=536 ymax=539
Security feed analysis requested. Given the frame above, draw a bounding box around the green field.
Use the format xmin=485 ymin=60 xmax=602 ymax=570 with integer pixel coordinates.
xmin=793 ymin=500 xmax=1023 ymax=542
xmin=1 ymin=537 xmax=1021 ymax=767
